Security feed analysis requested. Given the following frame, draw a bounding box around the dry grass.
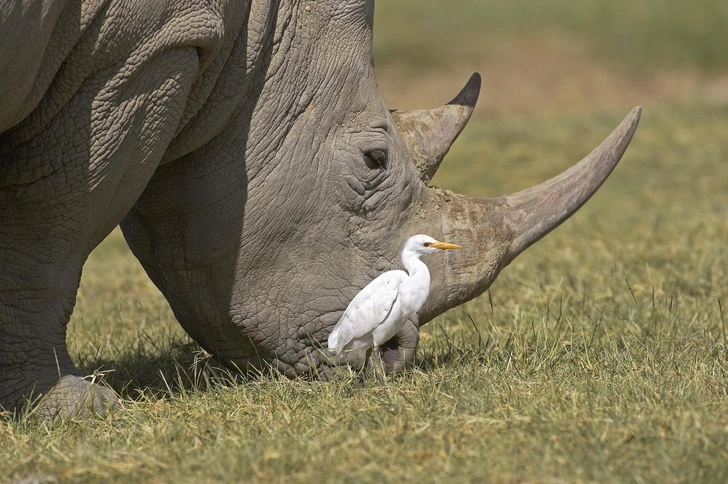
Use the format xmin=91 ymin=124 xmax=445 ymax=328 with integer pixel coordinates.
xmin=4 ymin=2 xmax=728 ymax=483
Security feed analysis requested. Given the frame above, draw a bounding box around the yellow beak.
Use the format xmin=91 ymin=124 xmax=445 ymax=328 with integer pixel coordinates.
xmin=431 ymin=241 xmax=462 ymax=250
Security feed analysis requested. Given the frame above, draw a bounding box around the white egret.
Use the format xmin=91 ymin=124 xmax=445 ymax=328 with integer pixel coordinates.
xmin=328 ymin=234 xmax=461 ymax=364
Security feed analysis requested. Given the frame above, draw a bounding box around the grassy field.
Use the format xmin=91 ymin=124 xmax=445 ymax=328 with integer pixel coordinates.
xmin=4 ymin=2 xmax=728 ymax=483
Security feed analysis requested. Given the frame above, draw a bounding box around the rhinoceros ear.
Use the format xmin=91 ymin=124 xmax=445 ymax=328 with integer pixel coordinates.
xmin=391 ymin=73 xmax=481 ymax=183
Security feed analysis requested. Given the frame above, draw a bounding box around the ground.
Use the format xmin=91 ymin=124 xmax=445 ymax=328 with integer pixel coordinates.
xmin=3 ymin=1 xmax=728 ymax=482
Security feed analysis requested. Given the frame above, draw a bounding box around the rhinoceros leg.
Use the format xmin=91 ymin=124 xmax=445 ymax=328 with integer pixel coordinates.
xmin=0 ymin=47 xmax=201 ymax=418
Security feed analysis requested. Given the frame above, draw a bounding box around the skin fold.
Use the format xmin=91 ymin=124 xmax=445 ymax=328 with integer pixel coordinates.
xmin=0 ymin=0 xmax=640 ymax=418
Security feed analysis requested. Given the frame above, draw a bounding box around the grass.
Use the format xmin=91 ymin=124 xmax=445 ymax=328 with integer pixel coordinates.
xmin=4 ymin=2 xmax=728 ymax=483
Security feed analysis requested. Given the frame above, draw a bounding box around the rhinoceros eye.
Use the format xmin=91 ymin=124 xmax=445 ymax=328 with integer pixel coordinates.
xmin=364 ymin=149 xmax=388 ymax=170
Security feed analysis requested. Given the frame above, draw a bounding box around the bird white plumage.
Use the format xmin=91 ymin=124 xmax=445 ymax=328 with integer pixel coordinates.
xmin=328 ymin=234 xmax=461 ymax=357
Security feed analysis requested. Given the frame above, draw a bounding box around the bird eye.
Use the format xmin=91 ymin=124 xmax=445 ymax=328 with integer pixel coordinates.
xmin=364 ymin=149 xmax=388 ymax=170
xmin=423 ymin=242 xmax=432 ymax=247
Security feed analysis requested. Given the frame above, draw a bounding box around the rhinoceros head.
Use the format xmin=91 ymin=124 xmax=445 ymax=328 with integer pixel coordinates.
xmin=121 ymin=2 xmax=639 ymax=376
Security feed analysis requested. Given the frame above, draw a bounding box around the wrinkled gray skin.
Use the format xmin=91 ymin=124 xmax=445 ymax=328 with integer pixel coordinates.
xmin=0 ymin=0 xmax=640 ymax=419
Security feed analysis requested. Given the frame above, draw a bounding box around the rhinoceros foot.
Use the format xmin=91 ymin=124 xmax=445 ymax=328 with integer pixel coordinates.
xmin=35 ymin=375 xmax=119 ymax=421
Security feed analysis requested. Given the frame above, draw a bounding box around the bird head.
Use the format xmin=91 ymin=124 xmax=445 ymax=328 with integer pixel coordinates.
xmin=405 ymin=234 xmax=462 ymax=255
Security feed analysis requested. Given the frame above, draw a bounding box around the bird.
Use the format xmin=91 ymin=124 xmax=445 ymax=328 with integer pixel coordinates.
xmin=328 ymin=234 xmax=461 ymax=365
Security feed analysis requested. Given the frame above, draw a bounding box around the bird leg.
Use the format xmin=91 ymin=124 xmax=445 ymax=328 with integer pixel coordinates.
xmin=369 ymin=344 xmax=386 ymax=385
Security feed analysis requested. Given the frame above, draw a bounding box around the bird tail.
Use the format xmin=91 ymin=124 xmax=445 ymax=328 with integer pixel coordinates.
xmin=327 ymin=327 xmax=341 ymax=354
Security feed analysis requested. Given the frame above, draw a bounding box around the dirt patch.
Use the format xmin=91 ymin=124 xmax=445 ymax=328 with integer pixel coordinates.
xmin=376 ymin=35 xmax=728 ymax=117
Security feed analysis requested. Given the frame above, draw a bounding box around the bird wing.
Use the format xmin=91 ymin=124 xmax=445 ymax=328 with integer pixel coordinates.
xmin=328 ymin=270 xmax=406 ymax=354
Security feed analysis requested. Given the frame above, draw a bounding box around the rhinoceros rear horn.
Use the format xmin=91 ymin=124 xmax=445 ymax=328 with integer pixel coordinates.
xmin=392 ymin=73 xmax=481 ymax=182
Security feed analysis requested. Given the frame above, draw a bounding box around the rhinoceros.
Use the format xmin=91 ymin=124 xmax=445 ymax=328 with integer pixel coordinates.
xmin=0 ymin=0 xmax=640 ymax=418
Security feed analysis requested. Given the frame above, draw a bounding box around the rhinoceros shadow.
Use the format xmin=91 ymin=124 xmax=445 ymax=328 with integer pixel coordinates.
xmin=73 ymin=335 xmax=250 ymax=400
xmin=74 ymin=324 xmax=496 ymax=401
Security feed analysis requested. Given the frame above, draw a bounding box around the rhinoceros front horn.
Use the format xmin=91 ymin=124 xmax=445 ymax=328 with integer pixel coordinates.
xmin=500 ymin=106 xmax=641 ymax=264
xmin=392 ymin=73 xmax=481 ymax=183
xmin=418 ymin=106 xmax=642 ymax=323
